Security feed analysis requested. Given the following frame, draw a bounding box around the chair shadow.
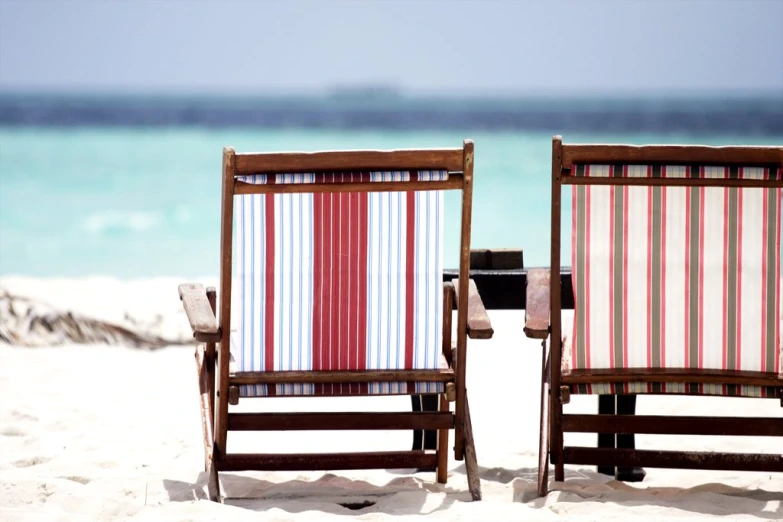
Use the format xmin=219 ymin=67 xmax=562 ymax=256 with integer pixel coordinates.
xmin=163 ymin=471 xmax=460 ymax=516
xmin=457 ymin=462 xmax=781 ymax=519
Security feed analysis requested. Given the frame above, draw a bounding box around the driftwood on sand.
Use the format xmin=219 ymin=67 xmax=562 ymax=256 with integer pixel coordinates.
xmin=0 ymin=290 xmax=177 ymax=349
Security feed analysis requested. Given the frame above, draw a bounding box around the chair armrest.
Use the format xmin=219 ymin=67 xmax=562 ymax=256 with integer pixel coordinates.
xmin=524 ymin=269 xmax=550 ymax=339
xmin=452 ymin=278 xmax=494 ymax=339
xmin=178 ymin=283 xmax=220 ymax=342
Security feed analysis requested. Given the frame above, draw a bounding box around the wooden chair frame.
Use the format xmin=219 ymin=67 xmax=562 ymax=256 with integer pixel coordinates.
xmin=179 ymin=140 xmax=492 ymax=502
xmin=525 ymin=136 xmax=783 ymax=497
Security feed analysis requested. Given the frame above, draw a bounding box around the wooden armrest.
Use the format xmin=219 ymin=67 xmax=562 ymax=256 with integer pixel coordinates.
xmin=178 ymin=283 xmax=220 ymax=342
xmin=524 ymin=269 xmax=550 ymax=339
xmin=452 ymin=278 xmax=494 ymax=339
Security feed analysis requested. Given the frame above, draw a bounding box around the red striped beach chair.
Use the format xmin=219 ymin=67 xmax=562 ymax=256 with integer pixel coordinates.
xmin=525 ymin=137 xmax=783 ymax=496
xmin=179 ymin=141 xmax=492 ymax=502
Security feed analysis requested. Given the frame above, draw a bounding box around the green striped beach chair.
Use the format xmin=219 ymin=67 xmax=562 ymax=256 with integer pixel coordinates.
xmin=525 ymin=137 xmax=782 ymax=496
xmin=179 ymin=141 xmax=492 ymax=502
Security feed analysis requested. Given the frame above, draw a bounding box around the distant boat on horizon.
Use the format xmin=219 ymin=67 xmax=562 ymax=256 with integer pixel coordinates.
xmin=325 ymin=85 xmax=404 ymax=102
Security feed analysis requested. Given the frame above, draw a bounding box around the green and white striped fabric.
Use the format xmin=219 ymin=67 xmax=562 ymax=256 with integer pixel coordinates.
xmin=567 ymin=165 xmax=782 ymax=397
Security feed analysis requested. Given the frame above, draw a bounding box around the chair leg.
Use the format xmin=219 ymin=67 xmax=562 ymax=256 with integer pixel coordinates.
xmin=463 ymin=390 xmax=481 ymax=501
xmin=196 ymin=346 xmax=222 ymax=502
xmin=436 ymin=395 xmax=449 ymax=485
xmin=550 ymin=345 xmax=565 ymax=482
xmin=538 ymin=346 xmax=551 ymax=496
xmin=411 ymin=394 xmax=439 ymax=452
xmin=597 ymin=395 xmax=616 ymax=477
xmin=411 ymin=395 xmax=424 ymax=450
xmin=206 ymin=457 xmax=221 ymax=502
xmin=615 ymin=395 xmax=646 ymax=482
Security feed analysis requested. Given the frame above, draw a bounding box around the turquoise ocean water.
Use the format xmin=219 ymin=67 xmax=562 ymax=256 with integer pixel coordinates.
xmin=1 ymin=95 xmax=782 ymax=278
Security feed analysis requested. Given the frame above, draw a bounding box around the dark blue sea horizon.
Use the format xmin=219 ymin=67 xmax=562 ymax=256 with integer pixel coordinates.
xmin=1 ymin=91 xmax=781 ymax=136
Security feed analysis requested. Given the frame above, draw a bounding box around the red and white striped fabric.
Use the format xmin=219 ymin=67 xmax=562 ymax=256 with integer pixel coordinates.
xmin=568 ymin=165 xmax=782 ymax=397
xmin=232 ymin=171 xmax=447 ymax=397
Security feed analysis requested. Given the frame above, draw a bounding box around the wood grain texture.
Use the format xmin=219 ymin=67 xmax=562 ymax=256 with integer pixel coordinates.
xmin=220 ymin=451 xmax=438 ymax=472
xmin=561 ymin=144 xmax=783 ymax=170
xmin=563 ymin=447 xmax=783 ymax=472
xmin=452 ymin=278 xmax=493 ymax=339
xmin=562 ymin=414 xmax=783 ymax=436
xmin=524 ymin=269 xmax=550 ymax=339
xmin=227 ymin=412 xmax=454 ymax=431
xmin=454 ymin=139 xmax=474 ymax=464
xmin=234 ymin=148 xmax=464 ymax=175
xmin=562 ymin=368 xmax=782 ymax=387
xmin=178 ymin=284 xmax=218 ymax=335
xmin=215 ymin=146 xmax=235 ymax=456
xmin=229 ymin=368 xmax=455 ymax=385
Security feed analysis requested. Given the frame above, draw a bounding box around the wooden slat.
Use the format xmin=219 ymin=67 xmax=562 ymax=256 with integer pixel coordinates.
xmin=220 ymin=451 xmax=438 ymax=472
xmin=453 ymin=278 xmax=493 ymax=339
xmin=178 ymin=283 xmax=218 ymax=335
xmin=562 ymin=368 xmax=783 ymax=387
xmin=234 ymin=148 xmax=464 ymax=175
xmin=215 ymin=146 xmax=236 ymax=456
xmin=563 ymin=176 xmax=783 ymax=188
xmin=564 ymin=447 xmax=783 ymax=472
xmin=227 ymin=412 xmax=454 ymax=431
xmin=562 ymin=414 xmax=783 ymax=436
xmin=524 ymin=268 xmax=550 ymax=339
xmin=469 ymin=248 xmax=524 ymax=270
xmin=561 ymin=144 xmax=783 ymax=170
xmin=234 ymin=175 xmax=463 ymax=195
xmin=229 ymin=368 xmax=455 ymax=385
xmin=550 ymin=136 xmax=565 ymax=482
xmin=453 ymin=139 xmax=474 ymax=462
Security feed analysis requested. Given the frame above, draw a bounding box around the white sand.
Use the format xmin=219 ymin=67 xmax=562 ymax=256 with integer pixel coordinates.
xmin=0 ymin=277 xmax=781 ymax=521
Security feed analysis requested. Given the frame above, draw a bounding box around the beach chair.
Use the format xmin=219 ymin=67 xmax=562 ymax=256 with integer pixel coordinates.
xmin=525 ymin=137 xmax=783 ymax=496
xmin=178 ymin=140 xmax=492 ymax=502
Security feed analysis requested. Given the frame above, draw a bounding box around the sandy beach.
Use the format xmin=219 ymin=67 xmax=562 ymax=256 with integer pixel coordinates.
xmin=0 ymin=277 xmax=781 ymax=521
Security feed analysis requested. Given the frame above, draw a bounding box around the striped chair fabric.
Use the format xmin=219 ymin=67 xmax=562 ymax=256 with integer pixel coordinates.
xmin=567 ymin=164 xmax=782 ymax=397
xmin=232 ymin=171 xmax=447 ymax=397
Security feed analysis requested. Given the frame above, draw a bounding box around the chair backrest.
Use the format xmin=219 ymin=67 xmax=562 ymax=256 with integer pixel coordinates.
xmin=570 ymin=165 xmax=781 ymax=374
xmin=233 ymin=172 xmax=446 ymax=374
xmin=216 ymin=145 xmax=474 ymax=380
xmin=552 ymin=141 xmax=783 ymax=377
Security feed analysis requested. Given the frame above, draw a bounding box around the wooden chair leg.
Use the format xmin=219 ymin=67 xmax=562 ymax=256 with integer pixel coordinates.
xmin=597 ymin=395 xmax=617 ymax=477
xmin=411 ymin=394 xmax=439 ymax=453
xmin=196 ymin=345 xmax=222 ymax=503
xmin=615 ymin=395 xmax=646 ymax=482
xmin=436 ymin=395 xmax=449 ymax=484
xmin=538 ymin=345 xmax=550 ymax=497
xmin=462 ymin=391 xmax=481 ymax=501
xmin=206 ymin=456 xmax=221 ymax=502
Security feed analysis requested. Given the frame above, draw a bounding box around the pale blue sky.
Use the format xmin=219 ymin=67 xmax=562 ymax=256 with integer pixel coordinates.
xmin=1 ymin=0 xmax=781 ymax=95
